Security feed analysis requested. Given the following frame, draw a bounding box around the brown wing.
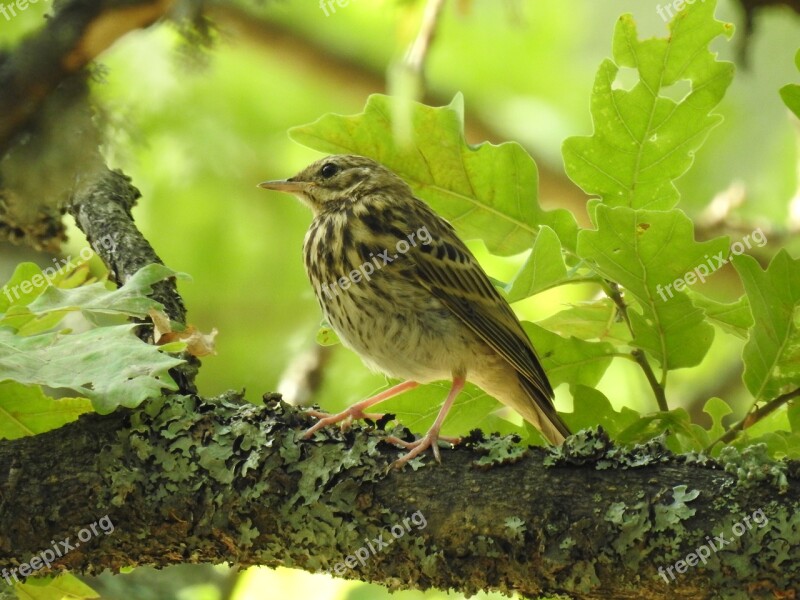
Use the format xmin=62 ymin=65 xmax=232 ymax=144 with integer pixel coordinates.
xmin=404 ymin=204 xmax=555 ymax=405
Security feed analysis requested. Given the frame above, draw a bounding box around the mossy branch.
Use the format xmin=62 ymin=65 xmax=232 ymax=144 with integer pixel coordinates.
xmin=0 ymin=395 xmax=798 ymax=600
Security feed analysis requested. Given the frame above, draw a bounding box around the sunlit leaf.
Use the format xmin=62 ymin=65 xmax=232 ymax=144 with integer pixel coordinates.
xmin=563 ymin=0 xmax=734 ymax=210
xmin=562 ymin=385 xmax=640 ymax=436
xmin=525 ymin=323 xmax=615 ymax=388
xmin=505 ymin=226 xmax=568 ymax=301
xmin=14 ymin=573 xmax=99 ymax=599
xmin=538 ymin=299 xmax=629 ymax=345
xmin=702 ymin=396 xmax=733 ymax=441
xmin=0 ymin=264 xmax=182 ymax=335
xmin=576 ymin=205 xmax=729 ymax=370
xmin=290 ymin=93 xmax=579 ymax=255
xmin=0 ymin=382 xmax=92 ymax=440
xmin=734 ymin=251 xmax=800 ymax=401
xmin=687 ymin=291 xmax=752 ymax=339
xmin=779 ymin=49 xmax=800 ymax=118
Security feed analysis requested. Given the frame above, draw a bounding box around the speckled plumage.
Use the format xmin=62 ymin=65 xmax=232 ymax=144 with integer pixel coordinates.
xmin=259 ymin=155 xmax=570 ymax=464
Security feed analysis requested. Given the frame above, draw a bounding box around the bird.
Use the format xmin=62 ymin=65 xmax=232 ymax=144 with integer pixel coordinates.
xmin=258 ymin=154 xmax=570 ymax=466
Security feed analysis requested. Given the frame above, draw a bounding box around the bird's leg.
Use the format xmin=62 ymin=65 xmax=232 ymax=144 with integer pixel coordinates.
xmin=386 ymin=376 xmax=465 ymax=468
xmin=303 ymin=380 xmax=419 ymax=438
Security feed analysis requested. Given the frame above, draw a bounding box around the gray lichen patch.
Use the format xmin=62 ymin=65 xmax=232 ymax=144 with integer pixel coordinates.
xmin=96 ymin=392 xmax=444 ymax=584
xmin=544 ymin=427 xmax=674 ymax=469
xmin=717 ymin=444 xmax=790 ymax=492
xmin=465 ymin=432 xmax=528 ymax=468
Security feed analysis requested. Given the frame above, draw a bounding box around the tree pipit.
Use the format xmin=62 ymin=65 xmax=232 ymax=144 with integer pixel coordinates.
xmin=259 ymin=155 xmax=570 ymax=467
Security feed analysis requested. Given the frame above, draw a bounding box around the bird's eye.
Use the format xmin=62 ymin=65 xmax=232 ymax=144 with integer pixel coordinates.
xmin=320 ymin=163 xmax=339 ymax=179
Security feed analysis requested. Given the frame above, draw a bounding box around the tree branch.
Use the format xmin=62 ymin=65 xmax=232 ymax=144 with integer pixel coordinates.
xmin=0 ymin=395 xmax=798 ymax=599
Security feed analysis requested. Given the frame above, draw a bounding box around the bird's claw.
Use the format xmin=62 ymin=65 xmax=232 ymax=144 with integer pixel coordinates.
xmin=385 ymin=432 xmax=461 ymax=468
xmin=303 ymin=407 xmax=385 ymax=438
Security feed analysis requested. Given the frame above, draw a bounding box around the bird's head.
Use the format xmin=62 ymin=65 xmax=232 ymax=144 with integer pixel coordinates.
xmin=258 ymin=155 xmax=411 ymax=214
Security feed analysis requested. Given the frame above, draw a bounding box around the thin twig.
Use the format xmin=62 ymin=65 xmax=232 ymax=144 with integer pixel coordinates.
xmin=709 ymin=387 xmax=800 ymax=449
xmin=631 ymin=349 xmax=669 ymax=412
xmin=604 ymin=281 xmax=669 ymax=412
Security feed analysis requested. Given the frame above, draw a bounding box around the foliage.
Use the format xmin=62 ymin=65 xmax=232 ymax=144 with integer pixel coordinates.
xmin=0 ymin=264 xmax=185 ymax=417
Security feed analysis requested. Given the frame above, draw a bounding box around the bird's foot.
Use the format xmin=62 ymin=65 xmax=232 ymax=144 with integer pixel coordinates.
xmin=303 ymin=406 xmax=385 ymax=438
xmin=302 ymin=381 xmax=420 ymax=439
xmin=385 ymin=431 xmax=461 ymax=468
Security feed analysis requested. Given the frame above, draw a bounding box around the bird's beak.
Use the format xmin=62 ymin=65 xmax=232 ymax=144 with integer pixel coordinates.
xmin=257 ymin=178 xmax=310 ymax=193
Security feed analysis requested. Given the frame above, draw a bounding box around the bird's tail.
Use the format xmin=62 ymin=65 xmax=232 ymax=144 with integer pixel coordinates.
xmin=515 ymin=375 xmax=571 ymax=445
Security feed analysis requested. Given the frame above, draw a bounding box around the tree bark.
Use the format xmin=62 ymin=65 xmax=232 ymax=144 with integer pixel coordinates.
xmin=1 ymin=392 xmax=798 ymax=600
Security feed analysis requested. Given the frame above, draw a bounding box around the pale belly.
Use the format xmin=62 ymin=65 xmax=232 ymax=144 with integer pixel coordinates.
xmin=312 ymin=276 xmax=486 ymax=382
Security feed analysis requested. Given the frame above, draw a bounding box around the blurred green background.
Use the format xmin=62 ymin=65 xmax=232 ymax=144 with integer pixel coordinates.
xmin=1 ymin=0 xmax=798 ymax=598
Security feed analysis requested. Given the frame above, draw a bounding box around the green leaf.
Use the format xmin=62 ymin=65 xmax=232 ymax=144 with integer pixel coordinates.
xmin=290 ymin=93 xmax=579 ymax=255
xmin=616 ymin=408 xmax=702 ymax=448
xmin=779 ymin=48 xmax=800 ymax=118
xmin=525 ymin=322 xmax=615 ymax=388
xmin=538 ymin=298 xmax=630 ymax=345
xmin=0 ymin=382 xmax=92 ymax=440
xmin=316 ymin=324 xmax=341 ymax=347
xmin=576 ymin=205 xmax=729 ymax=370
xmin=505 ymin=226 xmax=568 ymax=301
xmin=4 ymin=264 xmax=182 ymax=333
xmin=562 ymin=1 xmax=734 ymax=210
xmin=378 ymin=381 xmax=526 ymax=440
xmin=562 ymin=385 xmax=640 ymax=436
xmin=0 ymin=325 xmax=184 ymax=414
xmin=0 ymin=263 xmax=50 ymax=312
xmin=14 ymin=573 xmax=99 ymax=599
xmin=702 ymin=396 xmax=733 ymax=441
xmin=687 ymin=291 xmax=752 ymax=339
xmin=734 ymin=251 xmax=800 ymax=401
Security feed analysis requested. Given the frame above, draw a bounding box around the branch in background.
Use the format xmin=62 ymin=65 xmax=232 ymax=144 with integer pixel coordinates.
xmin=0 ymin=0 xmax=176 ymax=152
xmin=277 ymin=343 xmax=333 ymax=407
xmin=68 ymin=167 xmax=199 ymax=394
xmin=0 ymin=0 xmax=178 ymax=251
xmin=695 ymin=181 xmax=800 ymax=255
xmin=0 ymin=396 xmax=798 ymax=599
xmin=733 ymin=0 xmax=800 ymax=66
